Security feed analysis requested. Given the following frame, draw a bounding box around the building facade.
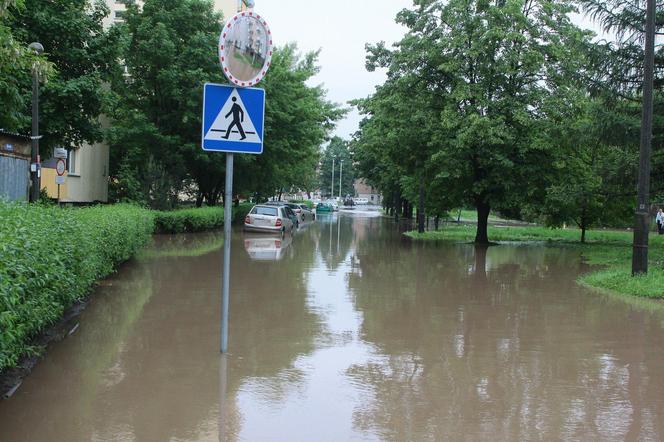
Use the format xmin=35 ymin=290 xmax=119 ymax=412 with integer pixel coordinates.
xmin=354 ymin=179 xmax=382 ymax=205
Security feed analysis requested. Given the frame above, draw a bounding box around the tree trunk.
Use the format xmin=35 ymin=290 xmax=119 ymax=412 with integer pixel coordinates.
xmin=434 ymin=215 xmax=440 ymax=231
xmin=418 ymin=175 xmax=425 ymax=233
xmin=475 ymin=198 xmax=490 ymax=244
xmin=394 ymin=191 xmax=401 ymax=221
xmin=195 ymin=192 xmax=204 ymax=208
xmin=580 ymin=206 xmax=587 ymax=243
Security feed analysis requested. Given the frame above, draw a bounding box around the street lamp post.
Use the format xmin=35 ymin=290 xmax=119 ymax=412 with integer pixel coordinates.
xmin=632 ymin=0 xmax=656 ymax=275
xmin=339 ymin=160 xmax=343 ymax=200
xmin=28 ymin=42 xmax=44 ymax=203
xmin=331 ymin=156 xmax=336 ymax=199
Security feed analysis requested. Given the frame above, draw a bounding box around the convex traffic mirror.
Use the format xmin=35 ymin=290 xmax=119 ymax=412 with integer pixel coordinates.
xmin=219 ymin=12 xmax=273 ymax=87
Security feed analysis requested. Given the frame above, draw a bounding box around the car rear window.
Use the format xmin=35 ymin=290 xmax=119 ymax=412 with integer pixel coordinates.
xmin=252 ymin=206 xmax=278 ymax=216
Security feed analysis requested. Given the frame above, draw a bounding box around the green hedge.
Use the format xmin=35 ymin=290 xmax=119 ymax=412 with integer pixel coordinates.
xmin=0 ymin=202 xmax=154 ymax=370
xmin=154 ymin=203 xmax=254 ymax=234
xmin=289 ymin=199 xmax=314 ymax=209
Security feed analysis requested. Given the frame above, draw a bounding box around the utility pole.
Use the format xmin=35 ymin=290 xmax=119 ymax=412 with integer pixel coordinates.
xmin=29 ymin=42 xmax=44 ymax=203
xmin=632 ymin=0 xmax=655 ymax=275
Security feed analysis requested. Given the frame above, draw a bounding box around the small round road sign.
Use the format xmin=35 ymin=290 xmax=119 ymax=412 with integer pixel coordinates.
xmin=56 ymin=158 xmax=66 ymax=176
xmin=219 ymin=11 xmax=273 ymax=87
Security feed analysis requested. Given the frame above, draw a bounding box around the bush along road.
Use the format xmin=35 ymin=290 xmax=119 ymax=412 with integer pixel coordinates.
xmin=0 ymin=201 xmax=253 ymax=395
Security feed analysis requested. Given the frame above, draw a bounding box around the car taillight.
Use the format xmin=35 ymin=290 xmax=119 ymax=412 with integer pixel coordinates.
xmin=244 ymin=215 xmax=251 ymax=224
xmin=275 ymin=218 xmax=282 ymax=227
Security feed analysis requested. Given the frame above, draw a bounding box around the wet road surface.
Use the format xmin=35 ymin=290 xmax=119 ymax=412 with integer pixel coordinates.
xmin=2 ymin=211 xmax=664 ymax=441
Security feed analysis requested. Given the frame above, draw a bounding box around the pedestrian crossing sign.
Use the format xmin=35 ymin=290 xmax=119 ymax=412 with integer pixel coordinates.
xmin=202 ymin=83 xmax=265 ymax=154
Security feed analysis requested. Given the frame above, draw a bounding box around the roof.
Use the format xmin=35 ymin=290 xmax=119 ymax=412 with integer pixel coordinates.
xmin=0 ymin=129 xmax=31 ymax=140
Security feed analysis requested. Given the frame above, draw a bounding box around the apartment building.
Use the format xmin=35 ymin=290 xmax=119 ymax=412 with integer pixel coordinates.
xmin=106 ymin=0 xmax=242 ymax=25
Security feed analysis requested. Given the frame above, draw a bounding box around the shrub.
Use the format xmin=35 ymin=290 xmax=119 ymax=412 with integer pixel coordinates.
xmin=0 ymin=202 xmax=154 ymax=370
xmin=154 ymin=207 xmax=224 ymax=233
xmin=232 ymin=202 xmax=254 ymax=224
xmin=154 ymin=203 xmax=255 ymax=233
xmin=289 ymin=199 xmax=314 ymax=209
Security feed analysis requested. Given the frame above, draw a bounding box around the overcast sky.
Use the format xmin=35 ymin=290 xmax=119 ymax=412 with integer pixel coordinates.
xmin=255 ymin=0 xmax=607 ymax=140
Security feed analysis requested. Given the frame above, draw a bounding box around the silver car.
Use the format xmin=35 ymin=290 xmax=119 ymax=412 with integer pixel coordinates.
xmin=297 ymin=204 xmax=315 ymax=221
xmin=244 ymin=205 xmax=294 ymax=233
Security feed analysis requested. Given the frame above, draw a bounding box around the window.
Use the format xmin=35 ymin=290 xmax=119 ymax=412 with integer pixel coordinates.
xmin=67 ymin=149 xmax=77 ymax=175
xmin=252 ymin=206 xmax=278 ymax=216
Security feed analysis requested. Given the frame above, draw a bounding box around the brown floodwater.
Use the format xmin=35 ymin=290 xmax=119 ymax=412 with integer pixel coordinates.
xmin=2 ymin=212 xmax=664 ymax=441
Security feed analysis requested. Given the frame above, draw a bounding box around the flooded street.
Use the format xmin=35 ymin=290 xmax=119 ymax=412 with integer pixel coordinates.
xmin=2 ymin=212 xmax=664 ymax=441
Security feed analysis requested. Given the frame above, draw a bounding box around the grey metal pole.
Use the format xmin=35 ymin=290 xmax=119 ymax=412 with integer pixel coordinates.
xmin=339 ymin=160 xmax=343 ymax=199
xmin=631 ymin=0 xmax=655 ymax=275
xmin=331 ymin=157 xmax=335 ymax=199
xmin=218 ymin=353 xmax=228 ymax=442
xmin=221 ymin=152 xmax=234 ymax=353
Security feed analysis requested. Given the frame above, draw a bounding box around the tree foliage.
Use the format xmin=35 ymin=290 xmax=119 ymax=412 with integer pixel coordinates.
xmin=108 ymin=0 xmax=342 ymax=207
xmin=7 ymin=0 xmax=119 ymax=153
xmin=355 ymin=0 xmax=594 ymax=243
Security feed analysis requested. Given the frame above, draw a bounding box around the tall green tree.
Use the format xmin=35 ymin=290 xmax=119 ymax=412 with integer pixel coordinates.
xmin=539 ymin=97 xmax=638 ymax=241
xmin=247 ymin=44 xmax=344 ymax=201
xmin=579 ymin=0 xmax=664 ymax=197
xmin=108 ymin=0 xmax=225 ymax=208
xmin=8 ymin=0 xmax=120 ymax=153
xmin=0 ymin=0 xmax=51 ymax=129
xmin=110 ymin=2 xmax=341 ymax=207
xmin=359 ymin=0 xmax=594 ymax=243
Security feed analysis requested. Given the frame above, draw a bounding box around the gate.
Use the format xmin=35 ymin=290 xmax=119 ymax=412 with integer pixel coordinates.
xmin=0 ymin=155 xmax=29 ymax=202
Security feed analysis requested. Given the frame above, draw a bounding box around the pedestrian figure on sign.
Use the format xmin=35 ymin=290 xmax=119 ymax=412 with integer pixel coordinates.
xmin=656 ymin=208 xmax=664 ymax=235
xmin=222 ymin=97 xmax=246 ymax=140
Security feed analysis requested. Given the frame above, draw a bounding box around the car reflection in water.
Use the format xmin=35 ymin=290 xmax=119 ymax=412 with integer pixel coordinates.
xmin=243 ymin=233 xmax=293 ymax=261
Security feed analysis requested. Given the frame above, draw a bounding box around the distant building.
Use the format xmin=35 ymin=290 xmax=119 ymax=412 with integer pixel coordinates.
xmin=354 ymin=179 xmax=382 ymax=205
xmin=0 ymin=130 xmax=31 ymax=202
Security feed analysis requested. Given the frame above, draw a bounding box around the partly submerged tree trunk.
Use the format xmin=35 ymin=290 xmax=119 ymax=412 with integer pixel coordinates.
xmin=473 ymin=243 xmax=488 ymax=282
xmin=475 ymin=198 xmax=490 ymax=244
xmin=417 ymin=175 xmax=425 ymax=233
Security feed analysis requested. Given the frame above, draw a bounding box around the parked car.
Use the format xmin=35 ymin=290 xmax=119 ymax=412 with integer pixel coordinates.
xmin=324 ymin=199 xmax=339 ymax=211
xmin=261 ymin=201 xmax=300 ymax=227
xmin=297 ymin=204 xmax=315 ymax=221
xmin=244 ymin=205 xmax=294 ymax=233
xmin=285 ymin=202 xmax=306 ymax=223
xmin=316 ymin=202 xmax=333 ymax=213
xmin=282 ymin=205 xmax=300 ymax=228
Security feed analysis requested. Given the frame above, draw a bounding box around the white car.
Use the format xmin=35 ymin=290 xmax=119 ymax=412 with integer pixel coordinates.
xmin=244 ymin=205 xmax=294 ymax=233
xmin=324 ymin=199 xmax=339 ymax=211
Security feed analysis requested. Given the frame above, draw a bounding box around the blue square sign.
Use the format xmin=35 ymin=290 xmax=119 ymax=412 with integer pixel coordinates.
xmin=201 ymin=83 xmax=265 ymax=154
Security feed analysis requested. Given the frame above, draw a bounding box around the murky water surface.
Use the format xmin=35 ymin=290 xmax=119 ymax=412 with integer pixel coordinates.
xmin=2 ymin=212 xmax=664 ymax=441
